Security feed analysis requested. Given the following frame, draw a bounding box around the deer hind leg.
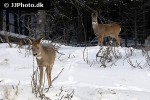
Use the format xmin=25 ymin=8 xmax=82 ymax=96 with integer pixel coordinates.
xmin=97 ymin=36 xmax=101 ymax=46
xmin=116 ymin=35 xmax=120 ymax=47
xmin=46 ymin=66 xmax=52 ymax=87
xmin=109 ymin=37 xmax=113 ymax=46
xmin=39 ymin=66 xmax=43 ymax=88
xmin=98 ymin=36 xmax=104 ymax=46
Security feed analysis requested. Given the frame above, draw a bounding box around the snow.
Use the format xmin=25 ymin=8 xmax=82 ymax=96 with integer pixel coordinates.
xmin=0 ymin=43 xmax=150 ymax=100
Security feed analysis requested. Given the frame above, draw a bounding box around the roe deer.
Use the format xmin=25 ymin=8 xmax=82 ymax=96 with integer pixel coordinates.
xmin=29 ymin=37 xmax=56 ymax=88
xmin=91 ymin=12 xmax=121 ymax=47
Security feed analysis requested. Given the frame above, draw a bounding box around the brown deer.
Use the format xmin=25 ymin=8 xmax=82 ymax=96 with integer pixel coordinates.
xmin=29 ymin=37 xmax=56 ymax=88
xmin=91 ymin=12 xmax=121 ymax=47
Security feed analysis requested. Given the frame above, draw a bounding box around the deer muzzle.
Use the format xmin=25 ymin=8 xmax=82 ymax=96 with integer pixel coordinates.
xmin=33 ymin=53 xmax=37 ymax=56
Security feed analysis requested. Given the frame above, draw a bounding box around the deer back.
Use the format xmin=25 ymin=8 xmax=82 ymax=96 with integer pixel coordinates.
xmin=38 ymin=43 xmax=56 ymax=66
xmin=98 ymin=23 xmax=121 ymax=37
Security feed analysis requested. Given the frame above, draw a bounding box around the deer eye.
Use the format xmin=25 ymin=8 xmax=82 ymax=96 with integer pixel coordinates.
xmin=37 ymin=47 xmax=39 ymax=50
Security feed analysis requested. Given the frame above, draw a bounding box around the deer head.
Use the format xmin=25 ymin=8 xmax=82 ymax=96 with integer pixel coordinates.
xmin=29 ymin=37 xmax=43 ymax=59
xmin=91 ymin=12 xmax=98 ymax=24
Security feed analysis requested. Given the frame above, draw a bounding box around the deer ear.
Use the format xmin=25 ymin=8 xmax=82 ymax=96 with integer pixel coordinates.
xmin=38 ymin=37 xmax=43 ymax=43
xmin=95 ymin=11 xmax=98 ymax=16
xmin=28 ymin=37 xmax=33 ymax=44
xmin=92 ymin=10 xmax=96 ymax=16
xmin=91 ymin=13 xmax=93 ymax=17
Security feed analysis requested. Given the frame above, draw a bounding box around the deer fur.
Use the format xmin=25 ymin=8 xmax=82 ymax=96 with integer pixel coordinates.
xmin=29 ymin=37 xmax=56 ymax=87
xmin=91 ymin=12 xmax=121 ymax=47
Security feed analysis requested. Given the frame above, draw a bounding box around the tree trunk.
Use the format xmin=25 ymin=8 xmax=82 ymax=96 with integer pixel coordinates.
xmin=24 ymin=15 xmax=31 ymax=36
xmin=134 ymin=9 xmax=138 ymax=47
xmin=14 ymin=11 xmax=18 ymax=34
xmin=36 ymin=10 xmax=46 ymax=38
xmin=125 ymin=33 xmax=128 ymax=47
xmin=18 ymin=10 xmax=22 ymax=35
xmin=6 ymin=10 xmax=9 ymax=31
xmin=0 ymin=11 xmax=3 ymax=31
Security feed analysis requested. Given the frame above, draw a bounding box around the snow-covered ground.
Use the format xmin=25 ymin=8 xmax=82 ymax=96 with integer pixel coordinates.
xmin=0 ymin=43 xmax=150 ymax=100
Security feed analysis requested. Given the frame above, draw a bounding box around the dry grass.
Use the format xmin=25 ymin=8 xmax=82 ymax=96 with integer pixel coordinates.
xmin=2 ymin=81 xmax=20 ymax=100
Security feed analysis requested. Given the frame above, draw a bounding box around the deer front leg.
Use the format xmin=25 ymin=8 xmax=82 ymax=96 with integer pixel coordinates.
xmin=109 ymin=37 xmax=113 ymax=46
xmin=99 ymin=36 xmax=104 ymax=46
xmin=39 ymin=66 xmax=43 ymax=88
xmin=46 ymin=66 xmax=52 ymax=87
xmin=116 ymin=36 xmax=120 ymax=47
xmin=98 ymin=38 xmax=101 ymax=46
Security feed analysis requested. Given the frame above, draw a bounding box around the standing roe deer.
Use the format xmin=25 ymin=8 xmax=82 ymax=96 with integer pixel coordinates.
xmin=91 ymin=12 xmax=121 ymax=47
xmin=29 ymin=37 xmax=56 ymax=88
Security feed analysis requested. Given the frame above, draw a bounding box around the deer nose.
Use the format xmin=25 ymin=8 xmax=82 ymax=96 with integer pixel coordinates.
xmin=33 ymin=53 xmax=37 ymax=56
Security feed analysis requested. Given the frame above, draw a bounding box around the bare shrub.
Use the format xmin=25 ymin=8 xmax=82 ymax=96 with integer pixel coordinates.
xmin=2 ymin=81 xmax=20 ymax=100
xmin=127 ymin=58 xmax=144 ymax=69
xmin=83 ymin=46 xmax=122 ymax=68
xmin=124 ymin=47 xmax=135 ymax=59
xmin=125 ymin=46 xmax=150 ymax=69
xmin=83 ymin=47 xmax=96 ymax=67
xmin=55 ymin=86 xmax=74 ymax=100
xmin=97 ymin=88 xmax=116 ymax=100
xmin=96 ymin=46 xmax=122 ymax=68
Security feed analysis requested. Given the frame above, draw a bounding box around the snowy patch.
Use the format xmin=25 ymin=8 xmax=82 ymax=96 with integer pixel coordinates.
xmin=0 ymin=43 xmax=150 ymax=100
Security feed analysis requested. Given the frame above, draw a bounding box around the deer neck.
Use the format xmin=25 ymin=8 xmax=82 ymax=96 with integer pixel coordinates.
xmin=92 ymin=21 xmax=98 ymax=28
xmin=36 ymin=51 xmax=42 ymax=60
xmin=92 ymin=21 xmax=99 ymax=35
xmin=36 ymin=46 xmax=44 ymax=60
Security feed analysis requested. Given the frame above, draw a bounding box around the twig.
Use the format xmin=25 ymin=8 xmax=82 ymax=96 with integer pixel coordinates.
xmin=45 ymin=68 xmax=64 ymax=92
xmin=52 ymin=68 xmax=64 ymax=83
xmin=83 ymin=47 xmax=87 ymax=62
xmin=127 ymin=58 xmax=136 ymax=68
